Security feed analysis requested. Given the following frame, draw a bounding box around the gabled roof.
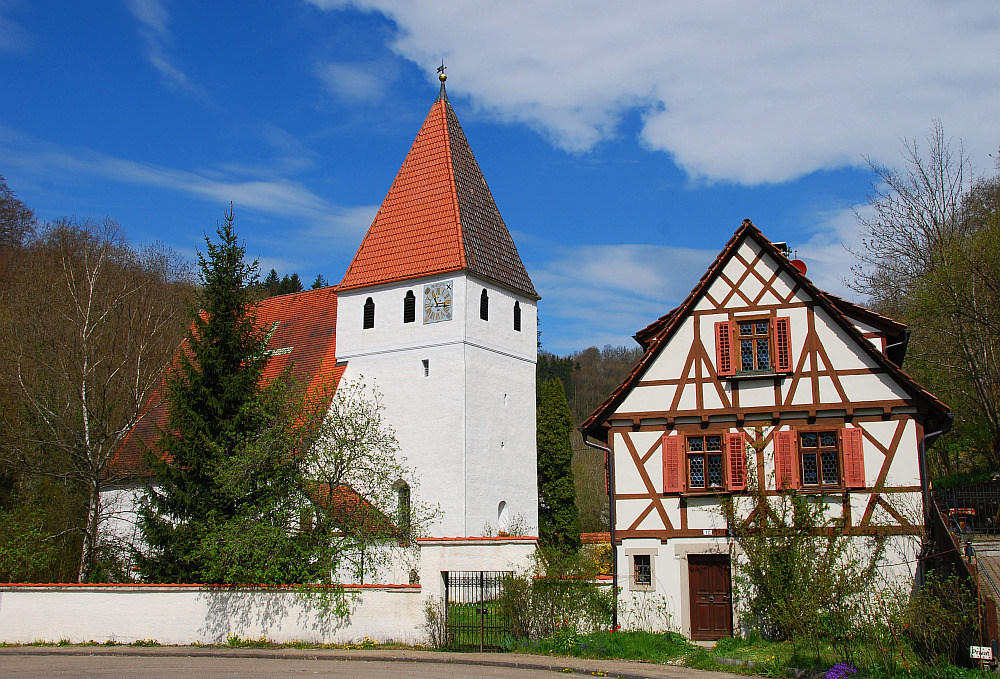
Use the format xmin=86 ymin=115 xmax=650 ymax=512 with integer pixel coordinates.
xmin=336 ymin=83 xmax=538 ymax=299
xmin=581 ymin=219 xmax=949 ymax=439
xmin=310 ymin=483 xmax=399 ymax=538
xmin=112 ymin=286 xmax=344 ymax=478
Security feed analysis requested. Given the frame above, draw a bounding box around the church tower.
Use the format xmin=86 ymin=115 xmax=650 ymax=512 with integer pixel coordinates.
xmin=334 ymin=73 xmax=539 ymax=538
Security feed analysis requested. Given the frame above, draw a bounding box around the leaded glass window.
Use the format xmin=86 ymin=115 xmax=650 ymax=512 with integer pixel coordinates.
xmin=738 ymin=319 xmax=771 ymax=372
xmin=800 ymin=431 xmax=840 ymax=487
xmin=687 ymin=435 xmax=723 ymax=489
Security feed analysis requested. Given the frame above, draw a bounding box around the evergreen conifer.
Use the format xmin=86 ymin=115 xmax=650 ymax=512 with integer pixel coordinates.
xmin=135 ymin=208 xmax=318 ymax=583
xmin=536 ymin=378 xmax=581 ymax=555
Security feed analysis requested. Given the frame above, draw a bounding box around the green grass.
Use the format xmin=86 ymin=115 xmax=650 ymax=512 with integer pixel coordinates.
xmin=510 ymin=630 xmax=1000 ymax=679
xmin=511 ymin=630 xmax=694 ymax=663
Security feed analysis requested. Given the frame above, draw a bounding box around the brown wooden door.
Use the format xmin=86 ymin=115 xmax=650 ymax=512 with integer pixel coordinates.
xmin=688 ymin=554 xmax=732 ymax=640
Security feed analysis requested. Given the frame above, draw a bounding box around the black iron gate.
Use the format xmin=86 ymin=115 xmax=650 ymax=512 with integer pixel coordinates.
xmin=443 ymin=571 xmax=512 ymax=651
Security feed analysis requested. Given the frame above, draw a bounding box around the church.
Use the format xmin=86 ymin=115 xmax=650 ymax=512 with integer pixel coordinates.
xmin=107 ymin=72 xmax=541 ymax=581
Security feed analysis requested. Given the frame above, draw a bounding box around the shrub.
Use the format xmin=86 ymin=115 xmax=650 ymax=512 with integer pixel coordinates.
xmin=497 ymin=548 xmax=613 ymax=640
xmin=903 ymin=571 xmax=980 ymax=667
xmin=422 ymin=596 xmax=449 ymax=649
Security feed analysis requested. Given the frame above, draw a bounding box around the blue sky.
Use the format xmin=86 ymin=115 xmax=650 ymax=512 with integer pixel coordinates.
xmin=1 ymin=1 xmax=998 ymax=354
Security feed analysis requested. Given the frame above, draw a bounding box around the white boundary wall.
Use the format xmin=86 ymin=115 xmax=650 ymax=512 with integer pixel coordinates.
xmin=0 ymin=584 xmax=422 ymax=645
xmin=0 ymin=538 xmax=538 ymax=645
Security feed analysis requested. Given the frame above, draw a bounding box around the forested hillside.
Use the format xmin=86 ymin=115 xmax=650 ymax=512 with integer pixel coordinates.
xmin=538 ymin=344 xmax=643 ymax=531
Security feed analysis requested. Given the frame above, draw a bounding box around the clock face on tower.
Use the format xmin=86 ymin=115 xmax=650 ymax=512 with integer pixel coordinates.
xmin=423 ymin=280 xmax=453 ymax=324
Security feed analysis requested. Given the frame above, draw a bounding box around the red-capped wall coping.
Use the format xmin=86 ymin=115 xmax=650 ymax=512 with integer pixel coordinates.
xmin=416 ymin=535 xmax=539 ymax=542
xmin=0 ymin=582 xmax=420 ymax=590
xmin=580 ymin=532 xmax=611 ymax=544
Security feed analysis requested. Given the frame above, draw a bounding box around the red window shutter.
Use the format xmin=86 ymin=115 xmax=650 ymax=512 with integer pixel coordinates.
xmin=715 ymin=321 xmax=735 ymax=376
xmin=662 ymin=434 xmax=684 ymax=494
xmin=726 ymin=432 xmax=747 ymax=491
xmin=775 ymin=316 xmax=792 ymax=373
xmin=773 ymin=430 xmax=799 ymax=490
xmin=840 ymin=427 xmax=866 ymax=489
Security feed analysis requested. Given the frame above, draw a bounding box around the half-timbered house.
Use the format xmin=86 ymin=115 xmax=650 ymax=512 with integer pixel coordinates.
xmin=581 ymin=219 xmax=950 ymax=641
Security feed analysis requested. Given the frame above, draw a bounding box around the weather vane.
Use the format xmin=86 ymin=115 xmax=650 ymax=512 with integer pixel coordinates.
xmin=437 ymin=60 xmax=447 ymax=82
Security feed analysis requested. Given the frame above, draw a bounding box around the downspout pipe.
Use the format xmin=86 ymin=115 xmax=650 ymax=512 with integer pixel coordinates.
xmin=919 ymin=412 xmax=955 ymax=527
xmin=579 ymin=428 xmax=617 ymax=631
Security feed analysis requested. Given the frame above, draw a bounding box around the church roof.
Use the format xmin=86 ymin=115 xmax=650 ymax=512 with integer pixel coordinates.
xmin=336 ymin=84 xmax=538 ymax=299
xmin=111 ymin=286 xmax=344 ymax=478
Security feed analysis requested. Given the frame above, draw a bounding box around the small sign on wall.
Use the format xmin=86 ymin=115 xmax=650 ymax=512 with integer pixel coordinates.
xmin=970 ymin=646 xmax=993 ymax=660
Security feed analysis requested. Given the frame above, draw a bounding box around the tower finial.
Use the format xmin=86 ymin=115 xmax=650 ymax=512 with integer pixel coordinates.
xmin=436 ymin=60 xmax=448 ymax=102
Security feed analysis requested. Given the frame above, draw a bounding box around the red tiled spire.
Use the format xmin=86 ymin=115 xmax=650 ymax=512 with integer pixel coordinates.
xmin=336 ymin=84 xmax=538 ymax=298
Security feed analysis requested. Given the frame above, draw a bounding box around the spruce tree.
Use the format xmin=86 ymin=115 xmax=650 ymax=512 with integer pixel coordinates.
xmin=536 ymin=378 xmax=581 ymax=555
xmin=263 ymin=268 xmax=280 ymax=296
xmin=135 ymin=208 xmax=316 ymax=583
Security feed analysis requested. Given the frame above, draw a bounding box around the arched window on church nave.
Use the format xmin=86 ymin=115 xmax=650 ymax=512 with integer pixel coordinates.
xmin=498 ymin=500 xmax=509 ymax=535
xmin=513 ymin=301 xmax=521 ymax=332
xmin=363 ymin=297 xmax=375 ymax=329
xmin=394 ymin=479 xmax=411 ymax=537
xmin=480 ymin=289 xmax=489 ymax=321
xmin=403 ymin=290 xmax=415 ymax=323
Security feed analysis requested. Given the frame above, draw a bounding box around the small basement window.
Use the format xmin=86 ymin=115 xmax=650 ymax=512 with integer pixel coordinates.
xmin=630 ymin=554 xmax=653 ymax=591
xmin=422 ymin=359 xmax=429 ymax=377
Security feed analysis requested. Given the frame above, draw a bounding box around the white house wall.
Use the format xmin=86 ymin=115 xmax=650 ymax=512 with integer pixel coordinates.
xmin=591 ymin=227 xmax=943 ymax=641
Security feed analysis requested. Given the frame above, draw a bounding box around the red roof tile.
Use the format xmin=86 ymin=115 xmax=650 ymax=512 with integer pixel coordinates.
xmin=337 ymin=87 xmax=537 ymax=298
xmin=112 ymin=287 xmax=343 ymax=478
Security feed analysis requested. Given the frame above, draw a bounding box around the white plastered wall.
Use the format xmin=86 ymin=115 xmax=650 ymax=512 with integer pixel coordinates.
xmin=335 ymin=272 xmax=538 ymax=539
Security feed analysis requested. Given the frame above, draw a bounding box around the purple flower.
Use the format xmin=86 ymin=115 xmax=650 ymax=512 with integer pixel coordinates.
xmin=825 ymin=663 xmax=857 ymax=679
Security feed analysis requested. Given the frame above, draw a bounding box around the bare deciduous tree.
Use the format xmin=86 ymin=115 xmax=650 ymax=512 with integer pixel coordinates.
xmin=851 ymin=122 xmax=1000 ymax=474
xmin=0 ymin=218 xmax=191 ymax=581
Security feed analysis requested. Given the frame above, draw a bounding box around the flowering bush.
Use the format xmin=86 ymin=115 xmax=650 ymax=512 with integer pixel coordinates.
xmin=825 ymin=662 xmax=858 ymax=679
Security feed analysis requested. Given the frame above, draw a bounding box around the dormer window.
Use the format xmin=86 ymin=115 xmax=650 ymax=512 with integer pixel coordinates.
xmin=403 ymin=290 xmax=415 ymax=323
xmin=480 ymin=289 xmax=489 ymax=321
xmin=363 ymin=297 xmax=375 ymax=329
xmin=513 ymin=301 xmax=521 ymax=332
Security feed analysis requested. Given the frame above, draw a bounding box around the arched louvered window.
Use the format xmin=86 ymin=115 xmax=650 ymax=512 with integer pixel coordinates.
xmin=480 ymin=289 xmax=489 ymax=321
xmin=403 ymin=290 xmax=415 ymax=323
xmin=363 ymin=297 xmax=375 ymax=329
xmin=513 ymin=301 xmax=521 ymax=332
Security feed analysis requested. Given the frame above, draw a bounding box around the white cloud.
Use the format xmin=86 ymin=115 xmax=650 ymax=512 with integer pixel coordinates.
xmin=124 ymin=0 xmax=169 ymax=37
xmin=532 ymin=243 xmax=717 ymax=352
xmin=316 ymin=60 xmax=395 ymax=102
xmin=0 ymin=7 xmax=29 ymax=51
xmin=311 ymin=1 xmax=1000 ymax=184
xmin=791 ymin=206 xmax=870 ymax=302
xmin=124 ymin=0 xmax=204 ymax=96
xmin=531 ymin=208 xmax=879 ymax=353
xmin=0 ymin=126 xmax=376 ymax=243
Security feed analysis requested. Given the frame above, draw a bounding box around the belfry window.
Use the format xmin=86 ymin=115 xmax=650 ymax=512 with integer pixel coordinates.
xmin=403 ymin=290 xmax=415 ymax=323
xmin=480 ymin=289 xmax=489 ymax=321
xmin=513 ymin=301 xmax=521 ymax=332
xmin=363 ymin=297 xmax=375 ymax=329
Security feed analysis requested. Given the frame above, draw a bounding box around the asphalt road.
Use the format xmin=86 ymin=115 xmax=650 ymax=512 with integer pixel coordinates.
xmin=3 ymin=656 xmax=569 ymax=678
xmin=0 ymin=648 xmax=746 ymax=679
